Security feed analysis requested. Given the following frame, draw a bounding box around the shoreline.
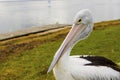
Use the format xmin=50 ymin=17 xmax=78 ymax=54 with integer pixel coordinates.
xmin=0 ymin=24 xmax=69 ymax=41
xmin=0 ymin=19 xmax=120 ymax=41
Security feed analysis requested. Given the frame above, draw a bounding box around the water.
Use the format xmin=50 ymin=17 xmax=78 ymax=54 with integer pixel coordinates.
xmin=0 ymin=0 xmax=120 ymax=33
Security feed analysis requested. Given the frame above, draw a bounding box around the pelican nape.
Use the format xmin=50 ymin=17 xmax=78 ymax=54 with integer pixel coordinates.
xmin=47 ymin=9 xmax=120 ymax=80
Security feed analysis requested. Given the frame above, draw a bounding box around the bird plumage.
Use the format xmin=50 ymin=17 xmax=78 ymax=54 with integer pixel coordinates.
xmin=48 ymin=9 xmax=120 ymax=80
xmin=54 ymin=55 xmax=120 ymax=80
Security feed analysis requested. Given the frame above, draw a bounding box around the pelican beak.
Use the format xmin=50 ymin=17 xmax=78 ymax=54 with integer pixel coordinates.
xmin=47 ymin=23 xmax=86 ymax=73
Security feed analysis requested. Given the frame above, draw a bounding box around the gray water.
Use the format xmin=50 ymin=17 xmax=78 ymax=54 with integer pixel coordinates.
xmin=0 ymin=0 xmax=120 ymax=33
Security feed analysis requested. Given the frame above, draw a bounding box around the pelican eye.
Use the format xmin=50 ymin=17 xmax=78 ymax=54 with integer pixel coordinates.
xmin=78 ymin=19 xmax=82 ymax=22
xmin=76 ymin=19 xmax=82 ymax=25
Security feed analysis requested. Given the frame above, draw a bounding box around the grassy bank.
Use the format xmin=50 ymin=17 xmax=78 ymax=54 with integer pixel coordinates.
xmin=0 ymin=20 xmax=120 ymax=80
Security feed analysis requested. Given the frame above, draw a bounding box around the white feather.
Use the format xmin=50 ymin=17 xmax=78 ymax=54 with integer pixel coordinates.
xmin=53 ymin=56 xmax=120 ymax=80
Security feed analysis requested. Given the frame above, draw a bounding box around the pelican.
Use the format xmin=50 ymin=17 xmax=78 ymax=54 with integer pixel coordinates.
xmin=47 ymin=9 xmax=120 ymax=80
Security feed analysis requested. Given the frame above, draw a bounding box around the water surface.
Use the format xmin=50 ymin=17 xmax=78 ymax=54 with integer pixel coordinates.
xmin=0 ymin=0 xmax=120 ymax=33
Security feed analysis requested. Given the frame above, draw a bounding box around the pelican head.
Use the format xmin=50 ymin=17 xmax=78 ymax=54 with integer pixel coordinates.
xmin=48 ymin=9 xmax=93 ymax=73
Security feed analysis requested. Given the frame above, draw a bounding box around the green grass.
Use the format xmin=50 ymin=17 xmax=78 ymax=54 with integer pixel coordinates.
xmin=0 ymin=25 xmax=120 ymax=80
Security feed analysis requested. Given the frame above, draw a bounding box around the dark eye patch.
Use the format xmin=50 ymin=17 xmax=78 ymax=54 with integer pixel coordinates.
xmin=78 ymin=19 xmax=82 ymax=22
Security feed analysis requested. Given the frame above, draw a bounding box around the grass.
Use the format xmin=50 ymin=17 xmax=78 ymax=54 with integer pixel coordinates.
xmin=0 ymin=20 xmax=120 ymax=80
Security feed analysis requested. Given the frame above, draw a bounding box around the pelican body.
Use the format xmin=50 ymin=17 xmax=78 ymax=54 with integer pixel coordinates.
xmin=48 ymin=9 xmax=120 ymax=80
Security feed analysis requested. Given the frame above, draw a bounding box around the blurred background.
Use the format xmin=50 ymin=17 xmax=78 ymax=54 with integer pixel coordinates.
xmin=0 ymin=0 xmax=120 ymax=33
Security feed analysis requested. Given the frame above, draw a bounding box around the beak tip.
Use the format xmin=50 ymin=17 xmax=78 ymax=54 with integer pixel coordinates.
xmin=47 ymin=63 xmax=54 ymax=74
xmin=47 ymin=69 xmax=51 ymax=74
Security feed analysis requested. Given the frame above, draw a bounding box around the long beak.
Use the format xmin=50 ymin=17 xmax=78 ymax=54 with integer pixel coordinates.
xmin=47 ymin=23 xmax=86 ymax=73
